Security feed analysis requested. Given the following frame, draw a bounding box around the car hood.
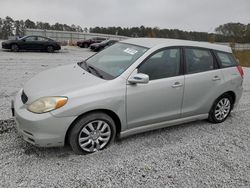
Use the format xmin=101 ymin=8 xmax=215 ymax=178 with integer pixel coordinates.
xmin=2 ymin=39 xmax=17 ymax=44
xmin=23 ymin=64 xmax=106 ymax=103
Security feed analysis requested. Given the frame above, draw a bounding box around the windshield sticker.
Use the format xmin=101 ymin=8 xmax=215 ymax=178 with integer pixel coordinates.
xmin=123 ymin=48 xmax=138 ymax=55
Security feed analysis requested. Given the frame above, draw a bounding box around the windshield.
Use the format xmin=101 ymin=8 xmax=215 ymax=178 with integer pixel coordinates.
xmin=85 ymin=43 xmax=148 ymax=78
xmin=19 ymin=36 xmax=28 ymax=40
xmin=100 ymin=40 xmax=109 ymax=44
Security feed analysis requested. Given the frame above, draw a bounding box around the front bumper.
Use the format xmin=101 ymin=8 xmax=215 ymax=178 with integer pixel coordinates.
xmin=12 ymin=90 xmax=76 ymax=147
xmin=2 ymin=42 xmax=11 ymax=49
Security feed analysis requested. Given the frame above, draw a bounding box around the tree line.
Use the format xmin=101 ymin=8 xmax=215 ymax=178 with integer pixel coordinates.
xmin=0 ymin=16 xmax=250 ymax=43
xmin=90 ymin=23 xmax=250 ymax=43
xmin=0 ymin=16 xmax=86 ymax=39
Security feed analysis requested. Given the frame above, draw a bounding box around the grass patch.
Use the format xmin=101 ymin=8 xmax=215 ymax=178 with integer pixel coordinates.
xmin=233 ymin=50 xmax=250 ymax=67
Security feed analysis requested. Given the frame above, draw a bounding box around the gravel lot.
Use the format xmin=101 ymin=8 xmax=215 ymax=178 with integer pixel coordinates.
xmin=0 ymin=46 xmax=250 ymax=187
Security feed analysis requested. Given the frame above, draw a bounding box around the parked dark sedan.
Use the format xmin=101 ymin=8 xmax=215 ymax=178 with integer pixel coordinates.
xmin=89 ymin=39 xmax=118 ymax=52
xmin=2 ymin=35 xmax=61 ymax=52
xmin=76 ymin=37 xmax=106 ymax=48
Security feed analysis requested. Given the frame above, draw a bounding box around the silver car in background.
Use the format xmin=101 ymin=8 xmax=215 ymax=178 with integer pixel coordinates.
xmin=12 ymin=38 xmax=244 ymax=154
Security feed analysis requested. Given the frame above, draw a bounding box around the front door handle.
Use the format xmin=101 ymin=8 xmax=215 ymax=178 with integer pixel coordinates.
xmin=212 ymin=76 xmax=221 ymax=81
xmin=172 ymin=82 xmax=183 ymax=88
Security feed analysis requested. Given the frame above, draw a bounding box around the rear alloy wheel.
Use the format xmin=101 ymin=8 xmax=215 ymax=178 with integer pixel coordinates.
xmin=69 ymin=112 xmax=116 ymax=154
xmin=11 ymin=44 xmax=19 ymax=52
xmin=208 ymin=94 xmax=233 ymax=123
xmin=47 ymin=46 xmax=54 ymax=53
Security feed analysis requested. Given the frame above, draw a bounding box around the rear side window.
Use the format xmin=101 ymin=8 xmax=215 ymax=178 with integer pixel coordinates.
xmin=216 ymin=52 xmax=237 ymax=68
xmin=185 ymin=48 xmax=214 ymax=74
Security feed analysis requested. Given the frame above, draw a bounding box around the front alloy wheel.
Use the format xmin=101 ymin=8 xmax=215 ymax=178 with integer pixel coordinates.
xmin=11 ymin=44 xmax=19 ymax=52
xmin=78 ymin=120 xmax=111 ymax=152
xmin=69 ymin=112 xmax=116 ymax=154
xmin=47 ymin=46 xmax=54 ymax=53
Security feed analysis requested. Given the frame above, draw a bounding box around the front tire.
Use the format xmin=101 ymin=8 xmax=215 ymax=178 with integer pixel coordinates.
xmin=47 ymin=46 xmax=54 ymax=53
xmin=11 ymin=44 xmax=19 ymax=52
xmin=208 ymin=94 xmax=233 ymax=123
xmin=69 ymin=112 xmax=116 ymax=155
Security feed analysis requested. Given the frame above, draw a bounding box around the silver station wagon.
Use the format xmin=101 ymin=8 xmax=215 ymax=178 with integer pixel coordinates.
xmin=12 ymin=38 xmax=244 ymax=154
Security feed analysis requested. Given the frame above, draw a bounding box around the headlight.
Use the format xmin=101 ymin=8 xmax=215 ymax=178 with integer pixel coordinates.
xmin=27 ymin=97 xmax=68 ymax=114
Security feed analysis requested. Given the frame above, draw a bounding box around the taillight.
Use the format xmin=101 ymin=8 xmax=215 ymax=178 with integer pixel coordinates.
xmin=237 ymin=65 xmax=244 ymax=78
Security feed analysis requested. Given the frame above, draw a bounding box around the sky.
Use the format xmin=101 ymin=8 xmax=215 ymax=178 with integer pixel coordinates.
xmin=0 ymin=0 xmax=249 ymax=32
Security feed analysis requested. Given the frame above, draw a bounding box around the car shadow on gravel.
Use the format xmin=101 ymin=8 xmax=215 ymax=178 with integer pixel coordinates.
xmin=21 ymin=143 xmax=73 ymax=158
xmin=115 ymin=115 xmax=233 ymax=149
xmin=118 ymin=120 xmax=208 ymax=141
xmin=1 ymin=115 xmax=234 ymax=158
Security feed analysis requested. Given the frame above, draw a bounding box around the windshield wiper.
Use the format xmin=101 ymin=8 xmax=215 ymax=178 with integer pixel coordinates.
xmin=78 ymin=61 xmax=91 ymax=73
xmin=78 ymin=61 xmax=103 ymax=78
xmin=88 ymin=65 xmax=103 ymax=78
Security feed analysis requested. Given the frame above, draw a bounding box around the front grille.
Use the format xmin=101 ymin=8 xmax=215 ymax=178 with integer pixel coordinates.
xmin=21 ymin=90 xmax=28 ymax=104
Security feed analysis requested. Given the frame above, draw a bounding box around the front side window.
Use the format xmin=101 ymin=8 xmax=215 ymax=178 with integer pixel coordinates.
xmin=185 ymin=48 xmax=214 ymax=74
xmin=138 ymin=48 xmax=181 ymax=80
xmin=85 ymin=43 xmax=148 ymax=78
xmin=216 ymin=52 xmax=237 ymax=68
xmin=25 ymin=36 xmax=37 ymax=41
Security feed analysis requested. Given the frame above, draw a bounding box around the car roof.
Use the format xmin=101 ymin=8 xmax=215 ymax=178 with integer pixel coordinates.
xmin=121 ymin=38 xmax=232 ymax=53
xmin=23 ymin=35 xmax=53 ymax=40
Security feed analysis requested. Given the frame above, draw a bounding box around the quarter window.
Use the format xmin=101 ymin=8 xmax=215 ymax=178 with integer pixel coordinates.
xmin=38 ymin=37 xmax=49 ymax=41
xmin=185 ymin=48 xmax=214 ymax=74
xmin=216 ymin=52 xmax=237 ymax=68
xmin=138 ymin=48 xmax=180 ymax=80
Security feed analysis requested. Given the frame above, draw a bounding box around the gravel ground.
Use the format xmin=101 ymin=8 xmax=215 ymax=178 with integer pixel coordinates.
xmin=0 ymin=46 xmax=250 ymax=187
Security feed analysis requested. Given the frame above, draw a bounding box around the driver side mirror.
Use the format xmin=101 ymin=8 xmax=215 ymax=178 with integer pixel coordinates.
xmin=128 ymin=73 xmax=149 ymax=84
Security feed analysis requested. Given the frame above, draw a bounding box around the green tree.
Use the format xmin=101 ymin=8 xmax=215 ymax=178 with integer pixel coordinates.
xmin=246 ymin=24 xmax=250 ymax=43
xmin=19 ymin=20 xmax=26 ymax=37
xmin=215 ymin=23 xmax=246 ymax=42
xmin=2 ymin=16 xmax=14 ymax=39
xmin=51 ymin=23 xmax=64 ymax=31
xmin=36 ymin=22 xmax=51 ymax=30
xmin=25 ymin=19 xmax=36 ymax=29
xmin=0 ymin=18 xmax=3 ymax=38
xmin=14 ymin=20 xmax=21 ymax=36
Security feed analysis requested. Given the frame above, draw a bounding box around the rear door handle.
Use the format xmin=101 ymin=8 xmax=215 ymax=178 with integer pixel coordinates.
xmin=172 ymin=82 xmax=183 ymax=88
xmin=212 ymin=76 xmax=221 ymax=81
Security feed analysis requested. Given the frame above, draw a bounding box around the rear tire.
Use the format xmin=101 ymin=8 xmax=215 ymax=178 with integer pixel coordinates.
xmin=47 ymin=46 xmax=54 ymax=53
xmin=69 ymin=112 xmax=116 ymax=155
xmin=11 ymin=44 xmax=19 ymax=52
xmin=208 ymin=94 xmax=233 ymax=123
